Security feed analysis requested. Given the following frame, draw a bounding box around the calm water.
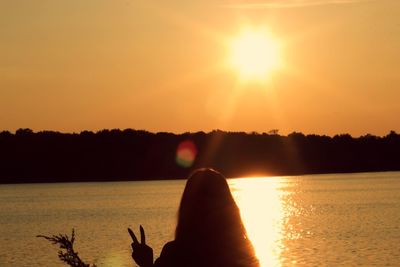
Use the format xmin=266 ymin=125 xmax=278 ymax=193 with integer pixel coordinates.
xmin=1 ymin=172 xmax=400 ymax=266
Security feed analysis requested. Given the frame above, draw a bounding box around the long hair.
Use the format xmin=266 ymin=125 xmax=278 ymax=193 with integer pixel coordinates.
xmin=175 ymin=168 xmax=259 ymax=267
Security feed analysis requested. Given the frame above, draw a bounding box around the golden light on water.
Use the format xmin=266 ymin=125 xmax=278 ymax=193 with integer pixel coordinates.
xmin=230 ymin=177 xmax=286 ymax=267
xmin=103 ymin=251 xmax=125 ymax=267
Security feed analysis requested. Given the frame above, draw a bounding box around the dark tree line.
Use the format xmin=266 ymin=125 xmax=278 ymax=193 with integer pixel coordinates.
xmin=0 ymin=128 xmax=399 ymax=183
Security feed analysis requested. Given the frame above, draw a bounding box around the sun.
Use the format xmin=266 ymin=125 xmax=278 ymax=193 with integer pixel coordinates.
xmin=229 ymin=29 xmax=281 ymax=81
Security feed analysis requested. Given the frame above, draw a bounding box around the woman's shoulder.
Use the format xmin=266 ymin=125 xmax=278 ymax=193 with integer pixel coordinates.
xmin=154 ymin=241 xmax=179 ymax=267
xmin=161 ymin=241 xmax=177 ymax=254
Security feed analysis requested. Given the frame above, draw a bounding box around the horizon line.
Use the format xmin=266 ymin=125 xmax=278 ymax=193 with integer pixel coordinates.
xmin=2 ymin=128 xmax=398 ymax=138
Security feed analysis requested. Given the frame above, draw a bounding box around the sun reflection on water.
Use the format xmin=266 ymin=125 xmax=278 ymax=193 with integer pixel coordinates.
xmin=229 ymin=177 xmax=286 ymax=267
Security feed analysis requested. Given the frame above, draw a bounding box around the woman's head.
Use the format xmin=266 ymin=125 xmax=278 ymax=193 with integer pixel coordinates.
xmin=175 ymin=168 xmax=259 ymax=266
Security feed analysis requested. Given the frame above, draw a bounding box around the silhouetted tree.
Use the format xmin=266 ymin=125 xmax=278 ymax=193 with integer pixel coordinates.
xmin=0 ymin=129 xmax=399 ymax=183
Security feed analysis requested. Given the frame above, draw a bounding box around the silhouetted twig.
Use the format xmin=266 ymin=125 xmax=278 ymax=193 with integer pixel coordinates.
xmin=37 ymin=229 xmax=96 ymax=267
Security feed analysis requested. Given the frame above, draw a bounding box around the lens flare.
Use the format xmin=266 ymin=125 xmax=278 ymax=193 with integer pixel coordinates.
xmin=176 ymin=140 xmax=197 ymax=168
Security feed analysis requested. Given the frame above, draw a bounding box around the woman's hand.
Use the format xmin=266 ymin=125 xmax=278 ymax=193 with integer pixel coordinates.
xmin=128 ymin=226 xmax=154 ymax=267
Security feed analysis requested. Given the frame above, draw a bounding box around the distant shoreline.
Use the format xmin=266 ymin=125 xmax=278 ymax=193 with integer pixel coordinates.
xmin=1 ymin=170 xmax=400 ymax=185
xmin=1 ymin=129 xmax=399 ymax=184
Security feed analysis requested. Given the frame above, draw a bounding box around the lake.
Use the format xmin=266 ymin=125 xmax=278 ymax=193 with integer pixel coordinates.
xmin=1 ymin=172 xmax=400 ymax=266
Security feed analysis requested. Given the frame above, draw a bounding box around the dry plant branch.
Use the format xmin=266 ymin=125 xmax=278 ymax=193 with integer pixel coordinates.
xmin=37 ymin=229 xmax=97 ymax=267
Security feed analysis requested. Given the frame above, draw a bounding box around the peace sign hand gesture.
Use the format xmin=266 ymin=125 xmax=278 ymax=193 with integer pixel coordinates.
xmin=128 ymin=226 xmax=154 ymax=267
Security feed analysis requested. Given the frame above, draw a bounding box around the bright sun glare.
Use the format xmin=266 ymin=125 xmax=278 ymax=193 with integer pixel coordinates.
xmin=230 ymin=177 xmax=285 ymax=267
xmin=229 ymin=29 xmax=281 ymax=81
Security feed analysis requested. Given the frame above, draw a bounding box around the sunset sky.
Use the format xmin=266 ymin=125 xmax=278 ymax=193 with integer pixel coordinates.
xmin=1 ymin=0 xmax=399 ymax=136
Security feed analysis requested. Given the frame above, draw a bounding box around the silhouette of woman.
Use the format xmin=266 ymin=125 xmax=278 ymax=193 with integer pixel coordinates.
xmin=129 ymin=168 xmax=259 ymax=267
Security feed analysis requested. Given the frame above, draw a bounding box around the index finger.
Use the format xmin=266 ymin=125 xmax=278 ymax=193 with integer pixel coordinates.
xmin=128 ymin=228 xmax=139 ymax=244
xmin=140 ymin=225 xmax=146 ymax=244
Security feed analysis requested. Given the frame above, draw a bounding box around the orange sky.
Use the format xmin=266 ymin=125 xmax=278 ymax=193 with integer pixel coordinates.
xmin=1 ymin=0 xmax=399 ymax=136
